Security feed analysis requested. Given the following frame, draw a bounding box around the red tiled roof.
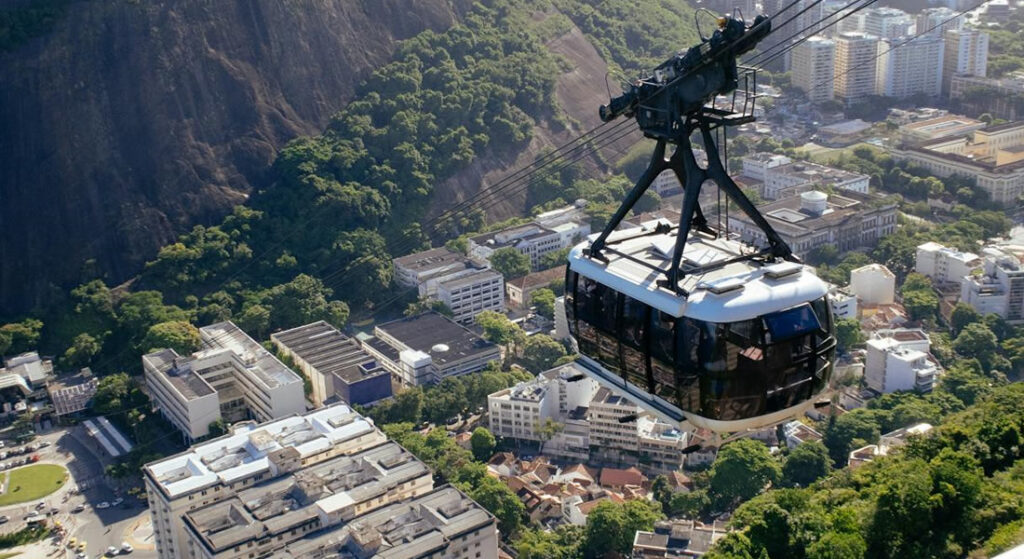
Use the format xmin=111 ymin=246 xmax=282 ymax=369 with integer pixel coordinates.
xmin=600 ymin=466 xmax=647 ymax=488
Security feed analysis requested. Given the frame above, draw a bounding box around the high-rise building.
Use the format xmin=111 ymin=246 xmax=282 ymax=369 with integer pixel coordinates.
xmin=961 ymin=246 xmax=1024 ymax=322
xmin=862 ymin=7 xmax=913 ymax=39
xmin=791 ymin=36 xmax=836 ymax=102
xmin=834 ymin=32 xmax=879 ymax=104
xmin=916 ymin=7 xmax=963 ymax=37
xmin=942 ymin=29 xmax=989 ymax=96
xmin=764 ymin=0 xmax=826 ymax=70
xmin=876 ymin=36 xmax=944 ymax=98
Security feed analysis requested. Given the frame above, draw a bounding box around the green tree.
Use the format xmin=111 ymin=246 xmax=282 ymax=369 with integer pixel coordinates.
xmin=583 ymin=500 xmax=664 ymax=558
xmin=521 ymin=334 xmax=568 ymax=373
xmin=823 ymin=410 xmax=881 ymax=466
xmin=532 ymin=288 xmax=556 ymax=319
xmin=950 ymin=302 xmax=982 ymax=336
xmin=903 ymin=289 xmax=938 ymax=322
xmin=937 ymin=359 xmax=993 ymax=406
xmin=781 ymin=441 xmax=832 ymax=488
xmin=207 ymin=418 xmax=228 ymax=437
xmin=468 ymin=475 xmax=525 ymax=535
xmin=62 ymin=333 xmax=102 ymax=368
xmin=236 ymin=304 xmax=272 ymax=339
xmin=953 ymin=323 xmax=1000 ymax=371
xmin=834 ymin=318 xmax=863 ymax=351
xmin=267 ymin=274 xmax=349 ymax=330
xmin=0 ymin=318 xmax=43 ymax=356
xmin=470 ymin=427 xmax=496 ymax=461
xmin=93 ymin=373 xmax=134 ymax=415
xmin=490 ymin=247 xmax=530 ymax=279
xmin=806 ymin=532 xmax=867 ymax=559
xmin=141 ymin=321 xmax=201 ymax=354
xmin=867 ymin=461 xmax=934 ymax=558
xmin=709 ymin=439 xmax=781 ymax=508
xmin=516 ymin=525 xmax=583 ymax=559
xmin=476 ymin=311 xmax=525 ymax=347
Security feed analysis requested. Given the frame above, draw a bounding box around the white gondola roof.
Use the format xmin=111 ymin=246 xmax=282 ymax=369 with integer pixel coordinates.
xmin=568 ymin=219 xmax=828 ymax=323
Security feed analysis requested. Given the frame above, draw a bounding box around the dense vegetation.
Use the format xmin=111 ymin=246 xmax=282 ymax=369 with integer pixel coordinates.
xmin=0 ymin=0 xmax=69 ymax=52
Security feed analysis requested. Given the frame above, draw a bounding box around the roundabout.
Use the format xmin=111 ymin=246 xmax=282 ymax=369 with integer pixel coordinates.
xmin=0 ymin=463 xmax=68 ymax=506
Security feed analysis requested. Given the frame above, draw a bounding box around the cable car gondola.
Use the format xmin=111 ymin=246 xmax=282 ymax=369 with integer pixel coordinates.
xmin=564 ymin=13 xmax=836 ymax=433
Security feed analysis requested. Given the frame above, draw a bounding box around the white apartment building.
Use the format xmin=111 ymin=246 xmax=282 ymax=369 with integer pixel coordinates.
xmin=915 ymin=242 xmax=982 ymax=286
xmin=826 ymin=283 xmax=858 ymax=319
xmin=876 ymin=36 xmax=945 ymax=98
xmin=893 ymin=121 xmax=1024 ymax=204
xmin=470 ymin=224 xmax=564 ymax=270
xmin=762 ymin=161 xmax=870 ymax=200
xmin=942 ymin=28 xmax=989 ymax=96
xmin=741 ymin=152 xmax=792 ymax=182
xmin=961 ymin=245 xmax=1024 ymax=323
xmin=393 ymin=248 xmax=504 ymax=324
xmin=792 ymin=37 xmax=835 ymax=103
xmin=142 ymin=322 xmax=306 ymax=442
xmin=764 ymin=0 xmax=825 ymax=70
xmin=850 ymin=264 xmax=896 ymax=305
xmin=862 ymin=7 xmax=913 ymax=39
xmin=143 ymin=404 xmax=388 ymax=559
xmin=834 ymin=32 xmax=880 ymax=104
xmin=865 ymin=329 xmax=938 ymax=393
xmin=487 ymin=363 xmax=690 ymax=474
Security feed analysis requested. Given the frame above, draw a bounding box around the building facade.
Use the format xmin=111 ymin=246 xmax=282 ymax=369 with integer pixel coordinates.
xmin=865 ymin=329 xmax=938 ymax=393
xmin=876 ymin=35 xmax=944 ymax=98
xmin=960 ymin=246 xmax=1024 ymax=323
xmin=915 ymin=242 xmax=982 ymax=286
xmin=393 ymin=248 xmax=505 ymax=325
xmin=791 ymin=37 xmax=835 ymax=103
xmin=942 ymin=28 xmax=989 ymax=96
xmin=834 ymin=32 xmax=880 ymax=104
xmin=850 ymin=264 xmax=896 ymax=306
xmin=762 ymin=161 xmax=870 ymax=200
xmin=142 ymin=322 xmax=306 ymax=441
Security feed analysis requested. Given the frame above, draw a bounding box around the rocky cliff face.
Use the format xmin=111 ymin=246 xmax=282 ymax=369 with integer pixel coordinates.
xmin=0 ymin=0 xmax=462 ymax=315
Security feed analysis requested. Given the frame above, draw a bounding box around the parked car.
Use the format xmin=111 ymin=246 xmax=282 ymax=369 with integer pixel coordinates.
xmin=35 ymin=501 xmax=46 ymax=510
xmin=121 ymin=542 xmax=134 ymax=553
xmin=96 ymin=502 xmax=110 ymax=509
xmin=25 ymin=511 xmax=38 ymax=519
xmin=106 ymin=545 xmax=118 ymax=556
xmin=49 ymin=507 xmax=59 ymax=515
xmin=111 ymin=497 xmax=124 ymax=507
xmin=71 ymin=504 xmax=85 ymax=513
xmin=0 ymin=515 xmax=9 ymax=524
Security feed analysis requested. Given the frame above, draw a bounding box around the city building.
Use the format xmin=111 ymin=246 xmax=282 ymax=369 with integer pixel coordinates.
xmin=47 ymin=368 xmax=98 ymax=417
xmin=893 ymin=121 xmax=1024 ymax=204
xmin=826 ymin=283 xmax=858 ymax=320
xmin=505 ymin=267 xmax=564 ymax=309
xmin=363 ymin=312 xmax=500 ymax=386
xmin=865 ymin=329 xmax=938 ymax=393
xmin=1 ymin=352 xmax=53 ymax=390
xmin=960 ymin=245 xmax=1024 ymax=322
xmin=850 ymin=264 xmax=896 ymax=305
xmin=143 ymin=404 xmax=389 ymax=559
xmin=915 ymin=242 xmax=982 ymax=286
xmin=728 ymin=190 xmax=897 ymax=256
xmin=741 ymin=152 xmax=791 ymax=182
xmin=470 ymin=223 xmax=566 ymax=270
xmin=899 ymin=114 xmax=986 ymax=146
xmin=950 ymin=73 xmax=1024 ymax=120
xmin=142 ymin=321 xmax=306 ymax=441
xmin=862 ymin=7 xmax=913 ymax=39
xmin=763 ymin=0 xmax=825 ymax=70
xmin=816 ymin=119 xmax=873 ymax=146
xmin=762 ymin=161 xmax=870 ymax=200
xmin=834 ymin=32 xmax=879 ymax=104
xmin=393 ymin=248 xmax=505 ymax=325
xmin=534 ymin=201 xmax=588 ymax=229
xmin=791 ymin=36 xmax=835 ymax=103
xmin=633 ymin=520 xmax=729 ymax=558
xmin=875 ymin=35 xmax=944 ymax=98
xmin=488 ymin=363 xmax=691 ymax=474
xmin=849 ymin=423 xmax=933 ymax=468
xmin=781 ymin=420 xmax=823 ymax=449
xmin=271 ymin=321 xmax=391 ymax=408
xmin=917 ymin=7 xmax=964 ymax=37
xmin=942 ymin=28 xmax=989 ymax=96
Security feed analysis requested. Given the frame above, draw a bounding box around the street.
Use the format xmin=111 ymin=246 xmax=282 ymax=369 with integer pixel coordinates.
xmin=0 ymin=426 xmax=156 ymax=559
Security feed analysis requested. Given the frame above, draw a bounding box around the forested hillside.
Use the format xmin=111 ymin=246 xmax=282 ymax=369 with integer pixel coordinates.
xmin=0 ymin=0 xmax=700 ymax=369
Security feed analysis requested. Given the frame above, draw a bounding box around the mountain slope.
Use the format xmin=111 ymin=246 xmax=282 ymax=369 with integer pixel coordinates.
xmin=0 ymin=0 xmax=464 ymax=314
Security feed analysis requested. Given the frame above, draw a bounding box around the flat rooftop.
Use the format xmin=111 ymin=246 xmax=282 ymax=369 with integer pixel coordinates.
xmin=183 ymin=441 xmax=430 ymax=554
xmin=393 ymin=247 xmax=465 ymax=273
xmin=201 ymin=321 xmax=302 ymax=389
xmin=143 ymin=348 xmax=216 ymax=400
xmin=769 ymin=161 xmax=868 ymax=186
xmin=145 ymin=404 xmax=380 ymax=499
xmin=376 ymin=313 xmax=497 ymax=368
xmin=272 ymin=322 xmax=383 ymax=385
xmin=277 ymin=486 xmax=495 ymax=559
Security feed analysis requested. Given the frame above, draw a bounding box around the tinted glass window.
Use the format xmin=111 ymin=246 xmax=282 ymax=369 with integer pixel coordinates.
xmin=764 ymin=304 xmax=821 ymax=342
xmin=620 ymin=296 xmax=651 ymax=391
xmin=565 ymin=269 xmax=576 ymax=329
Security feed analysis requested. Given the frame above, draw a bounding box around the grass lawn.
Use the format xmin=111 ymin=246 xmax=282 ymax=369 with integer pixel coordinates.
xmin=0 ymin=552 xmax=19 ymax=558
xmin=0 ymin=464 xmax=67 ymax=506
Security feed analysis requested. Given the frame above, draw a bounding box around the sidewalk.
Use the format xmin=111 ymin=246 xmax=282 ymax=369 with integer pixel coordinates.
xmin=123 ymin=515 xmax=155 ymax=551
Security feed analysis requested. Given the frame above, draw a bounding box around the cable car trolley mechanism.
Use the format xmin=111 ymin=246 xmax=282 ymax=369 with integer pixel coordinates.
xmin=564 ymin=12 xmax=836 ymax=434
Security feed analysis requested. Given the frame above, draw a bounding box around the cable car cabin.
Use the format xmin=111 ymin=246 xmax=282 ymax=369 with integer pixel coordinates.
xmin=564 ymin=221 xmax=835 ymax=433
